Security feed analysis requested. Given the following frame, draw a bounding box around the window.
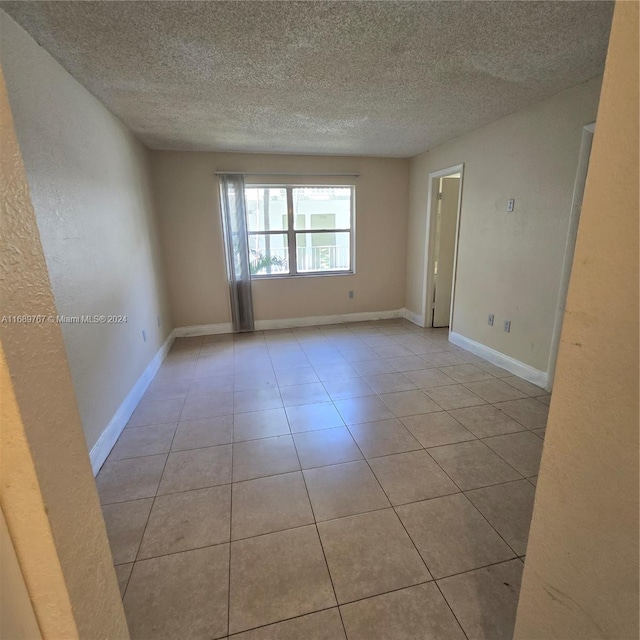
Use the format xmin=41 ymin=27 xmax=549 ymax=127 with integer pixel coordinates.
xmin=245 ymin=185 xmax=354 ymax=277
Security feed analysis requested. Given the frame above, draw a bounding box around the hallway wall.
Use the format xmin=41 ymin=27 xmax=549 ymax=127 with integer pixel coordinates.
xmin=514 ymin=1 xmax=639 ymax=636
xmin=0 ymin=12 xmax=172 ymax=452
xmin=406 ymin=76 xmax=602 ymax=376
xmin=150 ymin=152 xmax=410 ymax=328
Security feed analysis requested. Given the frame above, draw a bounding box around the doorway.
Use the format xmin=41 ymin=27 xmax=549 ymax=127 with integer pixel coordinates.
xmin=423 ymin=166 xmax=464 ymax=328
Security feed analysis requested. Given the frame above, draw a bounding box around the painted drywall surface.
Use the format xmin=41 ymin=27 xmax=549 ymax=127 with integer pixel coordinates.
xmin=0 ymin=12 xmax=172 ymax=451
xmin=406 ymin=76 xmax=602 ymax=373
xmin=0 ymin=64 xmax=129 ymax=639
xmin=0 ymin=508 xmax=42 ymax=639
xmin=514 ymin=2 xmax=639 ymax=638
xmin=150 ymin=151 xmax=410 ymax=326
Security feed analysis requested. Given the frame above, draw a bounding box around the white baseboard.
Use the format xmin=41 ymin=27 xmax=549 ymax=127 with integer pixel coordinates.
xmin=402 ymin=308 xmax=425 ymax=327
xmin=449 ymin=331 xmax=548 ymax=389
xmin=174 ymin=322 xmax=233 ymax=337
xmin=254 ymin=309 xmax=405 ymax=331
xmin=89 ymin=330 xmax=176 ymax=475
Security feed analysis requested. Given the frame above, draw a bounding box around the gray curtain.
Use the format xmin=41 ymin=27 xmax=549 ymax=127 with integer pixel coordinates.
xmin=219 ymin=174 xmax=255 ymax=332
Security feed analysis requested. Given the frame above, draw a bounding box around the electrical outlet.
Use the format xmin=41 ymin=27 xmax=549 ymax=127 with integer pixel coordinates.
xmin=507 ymin=199 xmax=515 ymax=212
xmin=142 ymin=329 xmax=147 ymax=342
xmin=504 ymin=320 xmax=511 ymax=333
xmin=348 ymin=290 xmax=354 ymax=299
xmin=488 ymin=314 xmax=494 ymax=326
xmin=157 ymin=315 xmax=161 ymax=328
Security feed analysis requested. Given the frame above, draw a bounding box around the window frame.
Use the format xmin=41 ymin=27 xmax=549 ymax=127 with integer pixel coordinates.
xmin=246 ymin=184 xmax=356 ymax=279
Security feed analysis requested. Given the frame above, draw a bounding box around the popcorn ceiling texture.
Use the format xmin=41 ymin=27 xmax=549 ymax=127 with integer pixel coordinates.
xmin=0 ymin=1 xmax=613 ymax=157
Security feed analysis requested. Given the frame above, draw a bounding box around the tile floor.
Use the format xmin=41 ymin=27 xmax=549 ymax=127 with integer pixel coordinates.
xmin=97 ymin=319 xmax=550 ymax=640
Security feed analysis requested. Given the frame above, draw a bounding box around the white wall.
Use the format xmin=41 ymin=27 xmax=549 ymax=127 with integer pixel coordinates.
xmin=150 ymin=152 xmax=410 ymax=328
xmin=1 ymin=12 xmax=172 ymax=451
xmin=514 ymin=1 xmax=639 ymax=636
xmin=406 ymin=77 xmax=602 ymax=377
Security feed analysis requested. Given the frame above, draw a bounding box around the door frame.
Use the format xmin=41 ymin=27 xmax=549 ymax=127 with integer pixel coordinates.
xmin=546 ymin=123 xmax=595 ymax=388
xmin=421 ymin=164 xmax=465 ymax=329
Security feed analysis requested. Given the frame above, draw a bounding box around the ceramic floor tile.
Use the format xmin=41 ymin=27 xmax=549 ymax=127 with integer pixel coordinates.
xmin=351 ymin=359 xmax=397 ymax=376
xmin=380 ymin=389 xmax=442 ymax=417
xmin=396 ymin=493 xmax=514 ymax=578
xmin=333 ymin=396 xmax=395 ymax=425
xmin=181 ymin=391 xmax=234 ymax=420
xmin=233 ymin=408 xmax=291 ymax=442
xmin=464 ymin=379 xmax=528 ymax=403
xmin=532 ymin=427 xmax=546 ymax=439
xmin=232 ymin=435 xmax=300 ymax=482
xmin=347 ymin=419 xmax=422 ymax=458
xmin=482 ymin=431 xmax=544 ymax=477
xmin=424 ymin=384 xmax=486 ymax=410
xmin=97 ymin=455 xmax=167 ymax=504
xmin=275 ymin=367 xmax=320 ymax=387
xmin=494 ymin=398 xmax=550 ymax=429
xmin=439 ymin=364 xmax=495 ymax=384
xmin=448 ymin=405 xmax=525 ymax=438
xmin=403 ymin=368 xmax=456 ymax=389
xmin=280 ymin=382 xmax=331 ymax=407
xmin=231 ymin=471 xmax=314 ymax=540
xmin=229 ymin=526 xmax=336 ymax=634
xmin=313 ymin=362 xmax=360 ymax=381
xmin=233 ymin=372 xmax=278 ymax=392
xmin=128 ymin=397 xmax=184 ymax=428
xmin=369 ymin=450 xmax=459 ymax=505
xmin=419 ymin=352 xmax=465 ymax=368
xmin=293 ymin=427 xmax=363 ymax=469
xmin=109 ymin=423 xmax=176 ymax=460
xmin=465 ymin=480 xmax=536 ymax=555
xmin=373 ymin=344 xmax=415 ymax=359
xmin=501 ymin=376 xmax=549 ymax=397
xmin=234 ymin=388 xmax=283 ymax=413
xmin=115 ymin=563 xmax=133 ymax=598
xmin=285 ymin=402 xmax=345 ymax=432
xmin=536 ymin=394 xmax=552 ymax=406
xmin=340 ymin=347 xmax=378 ymax=362
xmin=322 ymin=377 xmax=375 ymax=400
xmin=427 ymin=441 xmax=521 ymax=490
xmin=438 ymin=559 xmax=523 ymax=640
xmin=102 ymin=498 xmax=153 ymax=564
xmin=401 ymin=412 xmax=476 ymax=448
xmin=123 ymin=544 xmax=229 ymax=640
xmin=303 ymin=460 xmax=390 ymax=521
xmin=158 ymin=445 xmax=232 ymax=494
xmin=317 ymin=509 xmax=430 ymax=604
xmin=340 ymin=583 xmax=465 ymax=640
xmin=188 ymin=374 xmax=234 ymax=394
xmin=363 ymin=373 xmax=416 ymax=393
xmin=138 ymin=485 xmax=231 ymax=559
xmin=171 ymin=416 xmax=233 ymax=451
xmin=231 ymin=609 xmax=346 ymax=640
xmin=385 ymin=355 xmax=429 ymax=372
xmin=474 ymin=361 xmax=511 ymax=377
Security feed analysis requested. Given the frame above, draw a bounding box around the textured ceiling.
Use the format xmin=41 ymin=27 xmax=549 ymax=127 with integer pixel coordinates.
xmin=0 ymin=1 xmax=613 ymax=157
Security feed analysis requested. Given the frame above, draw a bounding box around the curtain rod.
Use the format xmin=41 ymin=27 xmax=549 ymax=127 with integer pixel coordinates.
xmin=214 ymin=171 xmax=360 ymax=177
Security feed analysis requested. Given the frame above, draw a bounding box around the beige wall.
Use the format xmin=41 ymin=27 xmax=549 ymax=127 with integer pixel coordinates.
xmin=0 ymin=12 xmax=172 ymax=451
xmin=514 ymin=2 xmax=639 ymax=637
xmin=150 ymin=152 xmax=410 ymax=327
xmin=406 ymin=76 xmax=602 ymax=374
xmin=0 ymin=64 xmax=128 ymax=638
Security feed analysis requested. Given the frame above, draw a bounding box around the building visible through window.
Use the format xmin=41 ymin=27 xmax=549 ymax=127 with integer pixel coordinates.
xmin=244 ymin=186 xmax=354 ymax=276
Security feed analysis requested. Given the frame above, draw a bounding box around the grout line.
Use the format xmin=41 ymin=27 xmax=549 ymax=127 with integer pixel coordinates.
xmin=106 ymin=322 xmax=537 ymax=636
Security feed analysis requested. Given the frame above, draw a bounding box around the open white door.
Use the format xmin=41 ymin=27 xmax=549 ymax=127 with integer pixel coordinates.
xmin=432 ymin=175 xmax=461 ymax=327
